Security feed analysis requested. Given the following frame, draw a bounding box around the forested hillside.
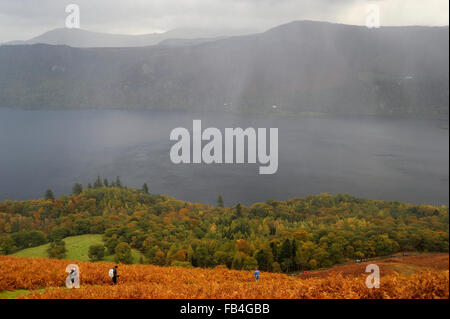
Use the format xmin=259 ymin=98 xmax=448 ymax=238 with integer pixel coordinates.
xmin=1 ymin=21 xmax=448 ymax=117
xmin=0 ymin=181 xmax=448 ymax=273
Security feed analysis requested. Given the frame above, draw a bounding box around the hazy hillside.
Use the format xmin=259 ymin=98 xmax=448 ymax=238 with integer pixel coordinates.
xmin=2 ymin=27 xmax=251 ymax=48
xmin=0 ymin=21 xmax=448 ymax=117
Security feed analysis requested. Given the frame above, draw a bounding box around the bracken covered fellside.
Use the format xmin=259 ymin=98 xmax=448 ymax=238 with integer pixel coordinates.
xmin=0 ymin=256 xmax=447 ymax=299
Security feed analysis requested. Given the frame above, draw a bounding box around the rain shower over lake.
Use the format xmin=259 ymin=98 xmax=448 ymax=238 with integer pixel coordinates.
xmin=0 ymin=108 xmax=448 ymax=206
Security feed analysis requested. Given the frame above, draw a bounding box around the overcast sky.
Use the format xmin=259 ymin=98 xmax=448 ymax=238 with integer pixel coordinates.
xmin=0 ymin=0 xmax=448 ymax=42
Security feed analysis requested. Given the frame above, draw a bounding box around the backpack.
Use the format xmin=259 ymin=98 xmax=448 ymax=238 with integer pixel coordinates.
xmin=108 ymin=268 xmax=114 ymax=278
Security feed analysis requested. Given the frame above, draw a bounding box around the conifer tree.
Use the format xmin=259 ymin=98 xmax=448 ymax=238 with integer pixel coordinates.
xmin=72 ymin=183 xmax=83 ymax=195
xmin=217 ymin=195 xmax=224 ymax=207
xmin=45 ymin=189 xmax=55 ymax=200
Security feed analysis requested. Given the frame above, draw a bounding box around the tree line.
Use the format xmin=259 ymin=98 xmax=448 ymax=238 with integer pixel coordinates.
xmin=0 ymin=181 xmax=448 ymax=272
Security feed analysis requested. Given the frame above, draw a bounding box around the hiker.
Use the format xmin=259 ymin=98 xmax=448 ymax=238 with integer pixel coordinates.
xmin=254 ymin=268 xmax=260 ymax=281
xmin=109 ymin=265 xmax=119 ymax=284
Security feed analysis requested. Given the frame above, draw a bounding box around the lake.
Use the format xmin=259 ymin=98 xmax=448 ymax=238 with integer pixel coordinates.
xmin=0 ymin=108 xmax=448 ymax=206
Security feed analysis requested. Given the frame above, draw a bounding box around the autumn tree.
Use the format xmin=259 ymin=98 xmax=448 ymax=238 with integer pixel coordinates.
xmin=271 ymin=261 xmax=282 ymax=273
xmin=171 ymin=249 xmax=188 ymax=262
xmin=236 ymin=239 xmax=253 ymax=256
xmin=153 ymin=250 xmax=166 ymax=266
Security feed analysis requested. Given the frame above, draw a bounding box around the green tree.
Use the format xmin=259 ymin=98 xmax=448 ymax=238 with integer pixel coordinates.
xmin=194 ymin=244 xmax=215 ymax=267
xmin=0 ymin=237 xmax=16 ymax=255
xmin=281 ymin=258 xmax=293 ymax=272
xmin=214 ymin=251 xmax=232 ymax=267
xmin=255 ymin=248 xmax=274 ymax=271
xmin=242 ymin=256 xmax=258 ymax=270
xmin=103 ymin=178 xmax=109 ymax=187
xmin=142 ymin=183 xmax=149 ymax=194
xmin=329 ymin=242 xmax=345 ymax=264
xmin=309 ymin=259 xmax=318 ymax=269
xmin=47 ymin=240 xmax=66 ymax=259
xmin=88 ymin=244 xmax=106 ymax=261
xmin=49 ymin=228 xmax=70 ymax=242
xmin=295 ymin=241 xmax=317 ymax=270
xmin=115 ymin=176 xmax=122 ymax=188
xmin=114 ymin=242 xmax=133 ymax=264
xmin=171 ymin=261 xmax=193 ymax=268
xmin=45 ymin=189 xmax=55 ymax=200
xmin=279 ymin=239 xmax=292 ymax=262
xmin=10 ymin=231 xmax=46 ymax=249
xmin=10 ymin=232 xmax=28 ymax=249
xmin=28 ymin=231 xmax=47 ymax=247
xmin=187 ymin=245 xmax=195 ymax=264
xmin=235 ymin=203 xmax=242 ymax=217
xmin=72 ymin=183 xmax=83 ymax=195
xmin=105 ymin=237 xmax=119 ymax=255
xmin=271 ymin=261 xmax=282 ymax=273
xmin=217 ymin=195 xmax=224 ymax=208
xmin=94 ymin=176 xmax=103 ymax=188
xmin=270 ymin=242 xmax=278 ymax=261
xmin=231 ymin=252 xmax=243 ymax=270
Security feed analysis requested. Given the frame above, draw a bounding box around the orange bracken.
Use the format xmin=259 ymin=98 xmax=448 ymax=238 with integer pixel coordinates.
xmin=0 ymin=256 xmax=447 ymax=299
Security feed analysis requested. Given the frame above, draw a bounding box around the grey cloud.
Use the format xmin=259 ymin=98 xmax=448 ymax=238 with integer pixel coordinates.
xmin=0 ymin=0 xmax=448 ymax=42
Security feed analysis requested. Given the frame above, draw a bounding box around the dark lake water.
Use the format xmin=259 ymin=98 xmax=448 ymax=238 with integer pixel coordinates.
xmin=0 ymin=108 xmax=448 ymax=206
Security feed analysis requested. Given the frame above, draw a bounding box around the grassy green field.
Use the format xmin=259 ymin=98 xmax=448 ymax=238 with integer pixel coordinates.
xmin=12 ymin=234 xmax=144 ymax=264
xmin=0 ymin=289 xmax=30 ymax=299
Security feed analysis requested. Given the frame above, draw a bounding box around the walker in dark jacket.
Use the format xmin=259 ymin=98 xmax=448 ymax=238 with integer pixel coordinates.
xmin=112 ymin=265 xmax=119 ymax=284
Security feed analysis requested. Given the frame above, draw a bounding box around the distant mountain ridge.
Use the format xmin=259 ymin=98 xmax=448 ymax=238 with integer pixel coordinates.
xmin=0 ymin=21 xmax=448 ymax=117
xmin=2 ymin=27 xmax=254 ymax=48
